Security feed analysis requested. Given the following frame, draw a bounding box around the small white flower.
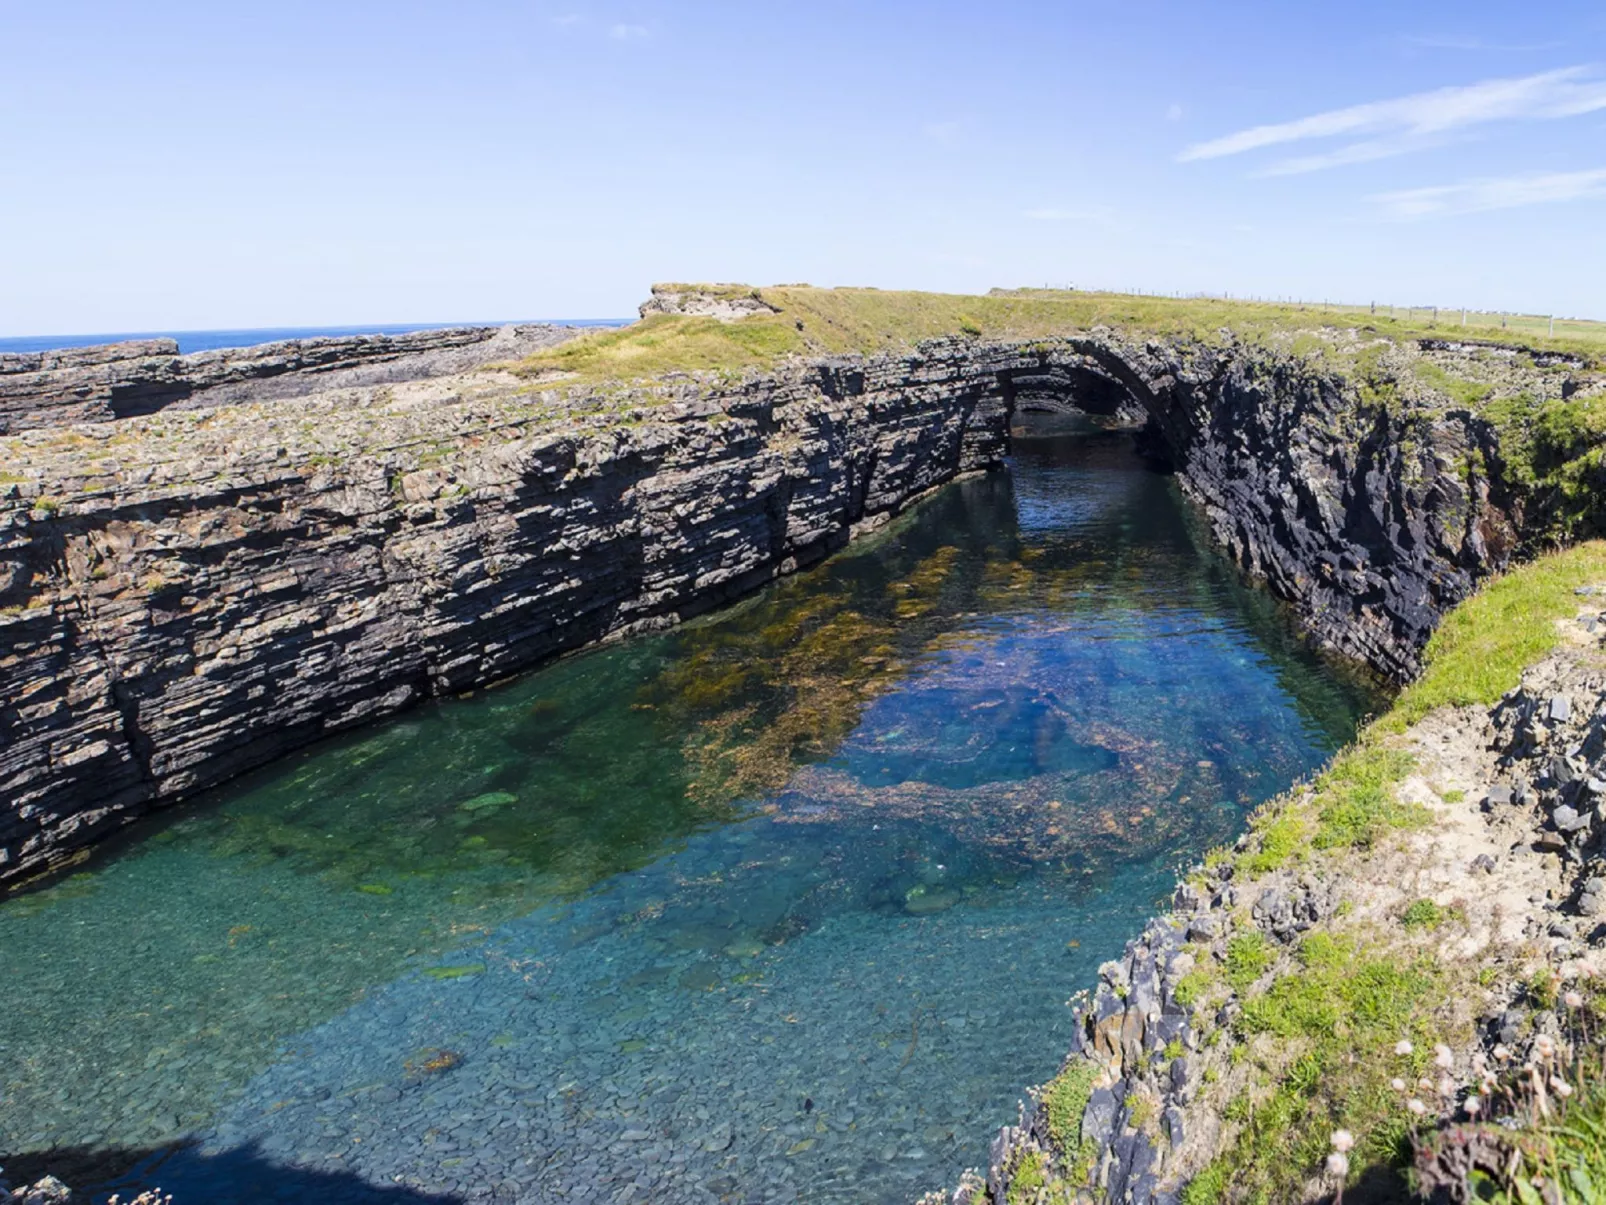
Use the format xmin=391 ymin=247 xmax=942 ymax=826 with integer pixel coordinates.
xmin=1464 ymin=1096 xmax=1481 ymax=1116
xmin=1564 ymin=990 xmax=1584 ymax=1009
xmin=1493 ymin=1044 xmax=1512 ymax=1062
xmin=1535 ymin=1035 xmax=1557 ymax=1061
xmin=1434 ymin=1043 xmax=1455 ymax=1070
xmin=1418 ymin=1076 xmax=1436 ymax=1092
xmin=1325 ymin=1151 xmax=1350 ymax=1179
xmin=1390 ymin=1077 xmax=1407 ymax=1092
xmin=1395 ymin=1039 xmax=1414 ymax=1056
xmin=1438 ymin=1076 xmax=1456 ymax=1099
xmin=1330 ymin=1129 xmax=1355 ymax=1153
xmin=1471 ymin=1052 xmax=1488 ymax=1075
xmin=1552 ymin=1077 xmax=1575 ymax=1099
xmin=1407 ymin=1098 xmax=1428 ymax=1116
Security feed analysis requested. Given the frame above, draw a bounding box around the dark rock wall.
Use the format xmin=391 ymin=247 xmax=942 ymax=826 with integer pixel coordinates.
xmin=0 ymin=333 xmax=1528 ymax=882
xmin=1163 ymin=350 xmax=1518 ymax=682
xmin=0 ymin=359 xmax=1007 ymax=882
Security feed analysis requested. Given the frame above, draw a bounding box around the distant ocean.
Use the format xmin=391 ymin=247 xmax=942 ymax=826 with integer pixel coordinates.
xmin=0 ymin=320 xmax=629 ymax=357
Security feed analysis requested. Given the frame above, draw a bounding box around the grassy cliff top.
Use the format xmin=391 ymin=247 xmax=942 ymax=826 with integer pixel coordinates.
xmin=515 ymin=284 xmax=1606 ymax=544
xmin=514 ymin=284 xmax=1606 ymax=386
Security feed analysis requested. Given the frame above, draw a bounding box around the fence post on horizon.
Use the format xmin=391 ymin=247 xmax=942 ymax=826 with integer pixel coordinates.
xmin=1462 ymin=309 xmax=1467 ymax=326
xmin=1550 ymin=316 xmax=1555 ymax=337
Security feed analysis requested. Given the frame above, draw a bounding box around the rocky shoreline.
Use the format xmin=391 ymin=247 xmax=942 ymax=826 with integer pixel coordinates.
xmin=934 ymin=561 xmax=1606 ymax=1204
xmin=0 ymin=324 xmax=587 ymax=433
xmin=4 ymin=321 xmax=1557 ymax=885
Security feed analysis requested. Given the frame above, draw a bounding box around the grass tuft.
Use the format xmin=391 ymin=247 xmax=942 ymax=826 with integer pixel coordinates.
xmin=1385 ymin=540 xmax=1606 ymax=729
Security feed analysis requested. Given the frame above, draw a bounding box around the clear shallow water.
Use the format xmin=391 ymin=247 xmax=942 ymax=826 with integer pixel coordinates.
xmin=0 ymin=417 xmax=1380 ymax=1203
xmin=0 ymin=321 xmax=627 ymax=356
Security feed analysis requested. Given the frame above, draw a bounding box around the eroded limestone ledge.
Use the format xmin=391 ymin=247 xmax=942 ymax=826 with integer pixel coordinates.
xmin=0 ymin=331 xmax=1528 ymax=882
xmin=0 ymin=323 xmax=585 ymax=432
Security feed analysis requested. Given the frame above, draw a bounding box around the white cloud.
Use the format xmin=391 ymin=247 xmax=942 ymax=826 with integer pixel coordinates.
xmin=1165 ymin=103 xmax=1184 ymax=122
xmin=609 ymin=23 xmax=649 ymax=39
xmin=1403 ymin=34 xmax=1564 ymax=52
xmin=1370 ymin=167 xmax=1606 ymax=217
xmin=550 ymin=13 xmax=583 ymax=27
xmin=1256 ymin=133 xmax=1454 ymax=176
xmin=1179 ymin=67 xmax=1606 ymax=172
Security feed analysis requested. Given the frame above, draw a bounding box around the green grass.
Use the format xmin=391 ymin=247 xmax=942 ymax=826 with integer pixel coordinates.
xmin=1384 ymin=540 xmax=1606 ymax=730
xmin=1042 ymin=1061 xmax=1099 ymax=1173
xmin=1180 ymin=1160 xmax=1228 ymax=1205
xmin=1216 ymin=932 xmax=1444 ymax=1201
xmin=1225 ymin=932 xmax=1275 ymax=994
xmin=1173 ymin=965 xmax=1217 ymax=1009
xmin=1309 ymin=744 xmax=1423 ymax=851
xmin=1238 ymin=811 xmax=1308 ymax=875
xmin=1401 ymin=898 xmax=1450 ymax=929
xmin=515 ymin=283 xmax=1606 ymax=389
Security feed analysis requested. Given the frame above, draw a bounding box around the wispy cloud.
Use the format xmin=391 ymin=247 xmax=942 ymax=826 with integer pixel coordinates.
xmin=1179 ymin=67 xmax=1606 ymax=173
xmin=1164 ymin=103 xmax=1184 ymax=122
xmin=550 ymin=13 xmax=583 ymax=27
xmin=609 ymin=22 xmax=649 ymax=39
xmin=1371 ymin=167 xmax=1606 ymax=217
xmin=1403 ymin=34 xmax=1565 ymax=53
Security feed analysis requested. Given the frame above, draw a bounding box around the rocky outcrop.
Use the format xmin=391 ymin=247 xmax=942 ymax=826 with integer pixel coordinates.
xmin=637 ymin=284 xmax=779 ymax=321
xmin=0 ymin=324 xmax=586 ymax=432
xmin=946 ymin=603 xmax=1606 ymax=1205
xmin=0 ymin=327 xmax=1546 ymax=883
xmin=1165 ymin=349 xmax=1518 ymax=682
xmin=0 ymin=351 xmax=1008 ymax=882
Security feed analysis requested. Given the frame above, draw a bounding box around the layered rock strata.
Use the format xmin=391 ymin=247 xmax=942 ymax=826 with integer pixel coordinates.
xmin=0 ymin=323 xmax=586 ymax=432
xmin=0 ymin=352 xmax=1008 ymax=881
xmin=0 ymin=330 xmax=1539 ymax=882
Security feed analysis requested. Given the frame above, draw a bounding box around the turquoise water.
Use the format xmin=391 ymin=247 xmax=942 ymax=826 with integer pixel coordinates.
xmin=0 ymin=417 xmax=1379 ymax=1203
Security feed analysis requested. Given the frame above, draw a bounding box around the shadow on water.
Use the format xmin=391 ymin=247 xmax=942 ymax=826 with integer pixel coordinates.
xmin=5 ymin=1145 xmax=460 ymax=1205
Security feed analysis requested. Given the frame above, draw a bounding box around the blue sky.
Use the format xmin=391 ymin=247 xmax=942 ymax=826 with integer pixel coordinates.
xmin=3 ymin=0 xmax=1604 ymax=334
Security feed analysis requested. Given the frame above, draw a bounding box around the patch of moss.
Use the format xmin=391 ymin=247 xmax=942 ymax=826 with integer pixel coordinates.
xmin=1412 ymin=358 xmax=1496 ymax=407
xmin=423 ymin=963 xmax=486 ymax=980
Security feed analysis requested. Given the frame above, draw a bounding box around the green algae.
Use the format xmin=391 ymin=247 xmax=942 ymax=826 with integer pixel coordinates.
xmin=423 ymin=963 xmax=486 ymax=980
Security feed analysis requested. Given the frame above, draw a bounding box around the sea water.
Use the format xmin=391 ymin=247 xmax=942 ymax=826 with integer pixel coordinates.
xmin=0 ymin=416 xmax=1379 ymax=1203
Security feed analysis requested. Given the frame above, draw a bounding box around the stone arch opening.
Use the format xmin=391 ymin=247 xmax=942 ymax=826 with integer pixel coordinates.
xmin=996 ymin=342 xmax=1184 ymax=469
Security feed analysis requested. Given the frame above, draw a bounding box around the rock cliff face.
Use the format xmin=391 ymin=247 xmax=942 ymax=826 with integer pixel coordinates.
xmin=0 ymin=330 xmax=1530 ymax=882
xmin=0 ymin=324 xmax=585 ymax=433
xmin=0 ymin=352 xmax=1008 ymax=882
